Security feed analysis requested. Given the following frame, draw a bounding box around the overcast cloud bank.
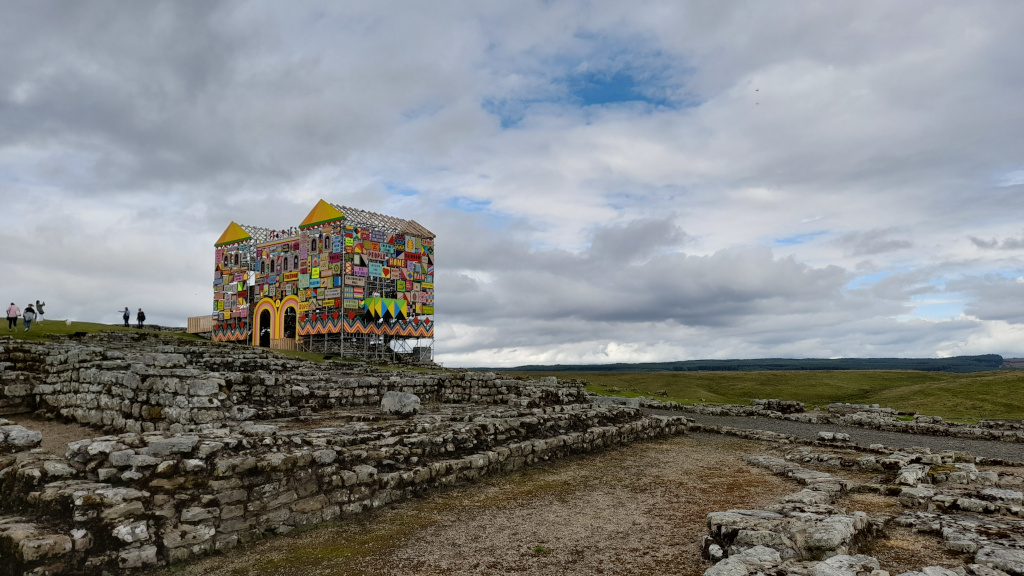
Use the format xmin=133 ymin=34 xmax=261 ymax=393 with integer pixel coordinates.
xmin=2 ymin=1 xmax=1024 ymax=366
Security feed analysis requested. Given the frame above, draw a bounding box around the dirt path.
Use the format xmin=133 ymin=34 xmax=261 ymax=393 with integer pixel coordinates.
xmin=149 ymin=434 xmax=796 ymax=576
xmin=4 ymin=413 xmax=101 ymax=455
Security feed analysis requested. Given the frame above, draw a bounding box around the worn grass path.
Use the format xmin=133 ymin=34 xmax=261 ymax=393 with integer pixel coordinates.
xmin=148 ymin=435 xmax=797 ymax=576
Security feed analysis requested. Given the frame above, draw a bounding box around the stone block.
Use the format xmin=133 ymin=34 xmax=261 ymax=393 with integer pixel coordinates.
xmin=128 ymin=454 xmax=161 ymax=467
xmin=19 ymin=535 xmax=72 ymax=562
xmin=381 ymin=391 xmax=420 ymax=416
xmin=162 ymin=524 xmax=215 ymax=549
xmin=313 ymin=449 xmax=337 ymax=465
xmin=142 ymin=436 xmax=199 ymax=457
xmin=181 ymin=507 xmax=220 ymax=523
xmin=1 ymin=425 xmax=42 ymax=449
xmin=265 ymin=490 xmax=298 ymax=510
xmin=117 ymin=545 xmax=159 ymax=569
xmin=188 ymin=379 xmax=222 ymax=396
xmin=112 ymin=521 xmax=150 ymax=543
xmin=181 ymin=459 xmax=207 ymax=472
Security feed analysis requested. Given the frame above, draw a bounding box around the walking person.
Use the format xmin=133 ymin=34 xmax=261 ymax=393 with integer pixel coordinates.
xmin=6 ymin=303 xmax=19 ymax=331
xmin=35 ymin=300 xmax=45 ymax=323
xmin=136 ymin=308 xmax=146 ymax=329
xmin=122 ymin=307 xmax=130 ymax=327
xmin=22 ymin=304 xmax=36 ymax=332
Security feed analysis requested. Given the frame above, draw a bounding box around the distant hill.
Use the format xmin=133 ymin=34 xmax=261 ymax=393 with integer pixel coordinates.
xmin=492 ymin=355 xmax=1006 ymax=374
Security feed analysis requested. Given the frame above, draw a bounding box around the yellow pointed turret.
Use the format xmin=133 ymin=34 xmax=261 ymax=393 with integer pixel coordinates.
xmin=299 ymin=199 xmax=345 ymax=229
xmin=215 ymin=222 xmax=252 ymax=246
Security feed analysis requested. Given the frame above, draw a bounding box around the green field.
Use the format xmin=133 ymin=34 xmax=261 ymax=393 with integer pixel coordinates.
xmin=512 ymin=370 xmax=1024 ymax=421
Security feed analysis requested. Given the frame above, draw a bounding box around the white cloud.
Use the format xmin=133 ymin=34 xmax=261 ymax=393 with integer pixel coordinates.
xmin=3 ymin=1 xmax=1024 ymax=365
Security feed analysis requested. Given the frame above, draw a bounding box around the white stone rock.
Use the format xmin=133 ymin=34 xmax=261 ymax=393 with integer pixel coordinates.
xmin=704 ymin=545 xmax=782 ymax=576
xmin=814 ymin=554 xmax=880 ymax=576
xmin=112 ymin=521 xmax=150 ymax=543
xmin=381 ymin=391 xmax=421 ymax=416
xmin=1 ymin=425 xmax=42 ymax=448
xmin=975 ymin=546 xmax=1024 ymax=575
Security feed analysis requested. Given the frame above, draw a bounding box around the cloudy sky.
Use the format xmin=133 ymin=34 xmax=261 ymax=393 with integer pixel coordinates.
xmin=3 ymin=1 xmax=1024 ymax=367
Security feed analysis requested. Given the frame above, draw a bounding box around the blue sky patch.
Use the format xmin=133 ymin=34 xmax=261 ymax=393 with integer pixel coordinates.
xmin=995 ymin=169 xmax=1024 ymax=187
xmin=845 ymin=270 xmax=892 ymax=290
xmin=481 ymin=39 xmax=694 ymax=128
xmin=773 ymin=231 xmax=827 ymax=247
xmin=384 ymin=183 xmax=419 ymax=197
xmin=567 ymin=70 xmax=670 ymax=107
xmin=444 ymin=196 xmax=493 ymax=213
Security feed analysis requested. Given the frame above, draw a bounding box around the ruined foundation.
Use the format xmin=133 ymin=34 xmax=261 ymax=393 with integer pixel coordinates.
xmin=0 ymin=333 xmax=686 ymax=575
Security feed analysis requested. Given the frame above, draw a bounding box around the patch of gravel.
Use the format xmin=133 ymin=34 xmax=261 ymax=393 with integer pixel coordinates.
xmin=679 ymin=413 xmax=1024 ymax=462
xmin=151 ymin=434 xmax=797 ymax=576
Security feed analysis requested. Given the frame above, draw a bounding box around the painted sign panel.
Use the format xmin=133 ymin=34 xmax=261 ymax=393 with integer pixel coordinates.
xmin=369 ymin=262 xmax=383 ymax=277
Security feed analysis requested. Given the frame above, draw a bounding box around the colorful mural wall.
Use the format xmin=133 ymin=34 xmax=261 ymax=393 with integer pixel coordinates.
xmin=212 ymin=223 xmax=253 ymax=343
xmin=211 ymin=200 xmax=434 ymax=348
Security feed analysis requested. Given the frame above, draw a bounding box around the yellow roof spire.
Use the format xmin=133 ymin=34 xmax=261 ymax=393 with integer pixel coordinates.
xmin=215 ymin=222 xmax=252 ymax=246
xmin=299 ymin=199 xmax=345 ymax=229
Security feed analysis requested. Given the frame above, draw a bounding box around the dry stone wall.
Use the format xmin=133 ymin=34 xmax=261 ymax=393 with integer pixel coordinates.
xmin=0 ymin=333 xmax=585 ymax=435
xmin=0 ymin=333 xmax=688 ymax=575
xmin=701 ymin=444 xmax=1024 ymax=576
xmin=660 ymin=398 xmax=1024 ymax=443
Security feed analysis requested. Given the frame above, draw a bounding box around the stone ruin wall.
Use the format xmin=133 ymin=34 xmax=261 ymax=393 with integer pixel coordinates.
xmin=0 ymin=333 xmax=689 ymax=575
xmin=4 ymin=332 xmax=1023 ymax=576
xmin=0 ymin=332 xmax=585 ymax=434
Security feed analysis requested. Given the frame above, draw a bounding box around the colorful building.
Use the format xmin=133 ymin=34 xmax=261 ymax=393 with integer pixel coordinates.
xmin=208 ymin=200 xmax=435 ymax=361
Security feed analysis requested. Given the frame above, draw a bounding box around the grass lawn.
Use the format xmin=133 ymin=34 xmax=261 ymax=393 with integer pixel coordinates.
xmin=0 ymin=319 xmax=206 ymax=343
xmin=0 ymin=318 xmax=369 ymax=365
xmin=510 ymin=370 xmax=1024 ymax=420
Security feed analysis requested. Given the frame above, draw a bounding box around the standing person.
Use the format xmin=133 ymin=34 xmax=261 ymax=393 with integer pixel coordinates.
xmin=22 ymin=304 xmax=36 ymax=332
xmin=6 ymin=303 xmax=19 ymax=331
xmin=122 ymin=307 xmax=130 ymax=327
xmin=35 ymin=300 xmax=45 ymax=323
xmin=137 ymin=308 xmax=146 ymax=329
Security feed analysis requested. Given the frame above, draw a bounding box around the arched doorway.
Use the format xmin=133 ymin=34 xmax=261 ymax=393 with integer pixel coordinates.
xmin=259 ymin=309 xmax=271 ymax=347
xmin=283 ymin=307 xmax=296 ymax=339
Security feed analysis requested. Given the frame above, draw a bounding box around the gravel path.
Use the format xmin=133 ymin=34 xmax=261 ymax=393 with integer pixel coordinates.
xmin=151 ymin=435 xmax=799 ymax=576
xmin=676 ymin=412 xmax=1024 ymax=463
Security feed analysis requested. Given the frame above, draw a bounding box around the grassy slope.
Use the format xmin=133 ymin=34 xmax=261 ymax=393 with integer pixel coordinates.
xmin=0 ymin=319 xmax=204 ymax=343
xmin=0 ymin=319 xmax=335 ymax=363
xmin=511 ymin=370 xmax=1024 ymax=420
